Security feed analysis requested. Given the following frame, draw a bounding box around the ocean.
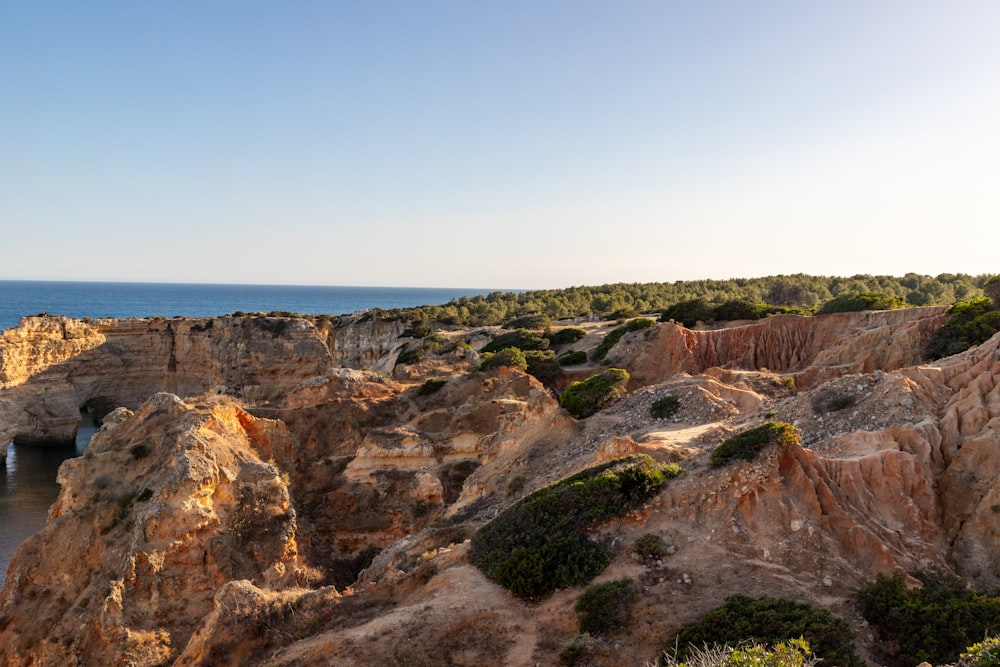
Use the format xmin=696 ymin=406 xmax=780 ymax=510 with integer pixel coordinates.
xmin=0 ymin=280 xmax=497 ymax=583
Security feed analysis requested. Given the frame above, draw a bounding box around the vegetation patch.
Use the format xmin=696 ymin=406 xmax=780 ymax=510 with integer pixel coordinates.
xmin=468 ymin=455 xmax=680 ymax=599
xmin=522 ymin=349 xmax=561 ymax=385
xmin=558 ymin=349 xmax=588 ymax=366
xmin=710 ymin=422 xmax=799 ymax=468
xmin=503 ymin=313 xmax=551 ymax=330
xmin=665 ymin=595 xmax=862 ymax=667
xmin=924 ymin=296 xmax=1000 ymax=360
xmin=650 ymin=395 xmax=680 ymax=419
xmin=592 ymin=318 xmax=655 ymax=361
xmin=633 ymin=533 xmax=670 ymax=561
xmin=416 ymin=378 xmax=447 ymax=396
xmin=962 ymin=636 xmax=1000 ymax=667
xmin=478 ymin=347 xmax=528 ymax=372
xmin=660 ymin=639 xmax=819 ymax=667
xmin=482 ymin=329 xmax=549 ymax=354
xmin=560 ymin=368 xmax=630 ymax=419
xmin=858 ymin=572 xmax=1000 ymax=666
xmin=816 ymin=292 xmax=906 ymax=314
xmin=575 ymin=578 xmax=637 ymax=635
xmin=395 ymin=347 xmax=425 ymax=366
xmin=549 ymin=327 xmax=586 ymax=346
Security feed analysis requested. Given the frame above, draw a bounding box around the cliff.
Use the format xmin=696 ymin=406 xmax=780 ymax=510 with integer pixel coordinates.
xmin=2 ymin=308 xmax=1000 ymax=665
xmin=0 ymin=314 xmax=408 ymax=465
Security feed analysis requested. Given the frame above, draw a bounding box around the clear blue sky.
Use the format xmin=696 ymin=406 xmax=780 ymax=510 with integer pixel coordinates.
xmin=2 ymin=2 xmax=998 ymax=289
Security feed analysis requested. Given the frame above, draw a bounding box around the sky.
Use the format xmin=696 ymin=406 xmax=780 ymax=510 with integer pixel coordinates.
xmin=2 ymin=1 xmax=998 ymax=290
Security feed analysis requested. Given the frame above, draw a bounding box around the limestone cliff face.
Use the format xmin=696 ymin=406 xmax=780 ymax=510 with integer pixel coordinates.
xmin=0 ymin=314 xmax=402 ymax=461
xmin=0 ymin=394 xmax=305 ymax=666
xmin=327 ymin=316 xmax=407 ymax=373
xmin=611 ymin=307 xmax=948 ymax=391
xmin=6 ymin=308 xmax=1000 ymax=665
xmin=251 ymin=366 xmax=565 ymax=584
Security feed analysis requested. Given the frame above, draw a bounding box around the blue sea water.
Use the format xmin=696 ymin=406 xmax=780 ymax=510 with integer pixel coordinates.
xmin=0 ymin=280 xmax=498 ymax=332
xmin=0 ymin=280 xmax=497 ymax=584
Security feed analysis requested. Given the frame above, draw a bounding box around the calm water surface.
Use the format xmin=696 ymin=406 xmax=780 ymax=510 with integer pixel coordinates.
xmin=0 ymin=419 xmax=95 ymax=582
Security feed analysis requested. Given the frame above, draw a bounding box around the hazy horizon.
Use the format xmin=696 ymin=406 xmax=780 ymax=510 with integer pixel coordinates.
xmin=3 ymin=2 xmax=997 ymax=289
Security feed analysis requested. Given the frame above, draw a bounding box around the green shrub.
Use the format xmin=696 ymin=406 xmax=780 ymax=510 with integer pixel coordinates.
xmin=558 ymin=350 xmax=588 ymax=366
xmin=468 ymin=455 xmax=679 ymax=599
xmin=666 ymin=595 xmax=862 ymax=667
xmin=824 ymin=394 xmax=855 ymax=412
xmin=650 ymin=395 xmax=680 ymax=419
xmin=560 ymin=368 xmax=630 ymax=418
xmin=660 ymin=639 xmax=819 ymax=667
xmin=925 ymin=297 xmax=1000 ymax=360
xmin=575 ymin=578 xmax=636 ymax=635
xmin=401 ymin=318 xmax=433 ymax=338
xmin=478 ymin=347 xmax=528 ymax=372
xmin=416 ymin=378 xmax=447 ymax=396
xmin=859 ymin=572 xmax=1000 ymax=666
xmin=633 ymin=533 xmax=670 ymax=561
xmin=504 ymin=313 xmax=552 ymax=330
xmin=714 ymin=298 xmax=767 ymax=322
xmin=482 ymin=329 xmax=549 ymax=354
xmin=549 ymin=327 xmax=586 ymax=346
xmin=816 ymin=292 xmax=906 ymax=315
xmin=962 ymin=637 xmax=1000 ymax=667
xmin=592 ymin=318 xmax=655 ymax=361
xmin=661 ymin=298 xmax=715 ymax=328
xmin=524 ymin=349 xmax=563 ymax=387
xmin=984 ymin=275 xmax=1000 ymax=310
xmin=395 ymin=347 xmax=425 ymax=366
xmin=710 ymin=422 xmax=799 ymax=468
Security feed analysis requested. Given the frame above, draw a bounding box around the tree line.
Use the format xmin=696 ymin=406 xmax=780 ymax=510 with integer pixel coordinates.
xmin=365 ymin=273 xmax=993 ymax=327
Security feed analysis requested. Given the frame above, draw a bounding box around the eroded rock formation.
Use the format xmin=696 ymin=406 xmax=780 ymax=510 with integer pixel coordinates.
xmin=2 ymin=308 xmax=1000 ymax=665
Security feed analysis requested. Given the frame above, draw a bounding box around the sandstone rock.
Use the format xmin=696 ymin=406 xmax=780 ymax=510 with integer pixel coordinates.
xmin=0 ymin=394 xmax=305 ymax=665
xmin=4 ymin=309 xmax=1000 ymax=666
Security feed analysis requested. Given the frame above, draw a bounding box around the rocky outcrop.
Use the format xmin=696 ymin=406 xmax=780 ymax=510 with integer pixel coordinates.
xmin=7 ymin=308 xmax=1000 ymax=665
xmin=327 ymin=316 xmax=407 ymax=373
xmin=0 ymin=393 xmax=306 ymax=665
xmin=611 ymin=307 xmax=948 ymax=391
xmin=0 ymin=315 xmax=419 ymax=462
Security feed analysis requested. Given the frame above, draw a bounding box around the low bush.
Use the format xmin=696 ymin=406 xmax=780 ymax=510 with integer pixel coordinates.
xmin=710 ymin=422 xmax=799 ymax=468
xmin=661 ymin=298 xmax=715 ymax=328
xmin=416 ymin=378 xmax=447 ymax=396
xmin=858 ymin=572 xmax=1000 ymax=666
xmin=524 ymin=349 xmax=563 ymax=387
xmin=650 ymin=395 xmax=680 ymax=419
xmin=468 ymin=455 xmax=680 ymax=599
xmin=482 ymin=329 xmax=549 ymax=354
xmin=665 ymin=595 xmax=862 ymax=666
xmin=558 ymin=350 xmax=588 ymax=366
xmin=633 ymin=533 xmax=670 ymax=561
xmin=924 ymin=297 xmax=1000 ymax=361
xmin=401 ymin=318 xmax=433 ymax=338
xmin=560 ymin=368 xmax=630 ymax=418
xmin=962 ymin=637 xmax=1000 ymax=667
xmin=592 ymin=318 xmax=655 ymax=361
xmin=576 ymin=578 xmax=637 ymax=635
xmin=825 ymin=393 xmax=855 ymax=412
xmin=714 ymin=298 xmax=767 ymax=322
xmin=659 ymin=639 xmax=819 ymax=667
xmin=816 ymin=292 xmax=906 ymax=315
xmin=549 ymin=327 xmax=586 ymax=346
xmin=504 ymin=313 xmax=552 ymax=330
xmin=478 ymin=347 xmax=528 ymax=372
